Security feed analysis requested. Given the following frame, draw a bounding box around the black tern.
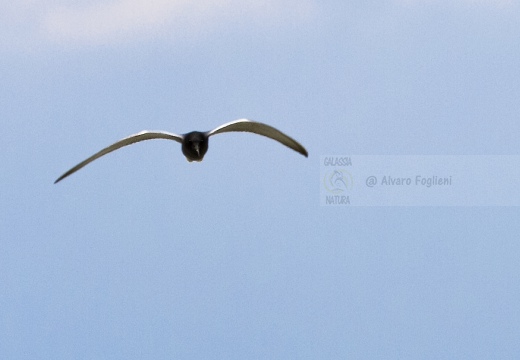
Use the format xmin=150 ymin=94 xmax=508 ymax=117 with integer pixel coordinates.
xmin=54 ymin=119 xmax=308 ymax=183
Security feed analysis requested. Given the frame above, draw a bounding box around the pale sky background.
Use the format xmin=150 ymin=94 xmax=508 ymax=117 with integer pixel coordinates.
xmin=1 ymin=1 xmax=520 ymax=358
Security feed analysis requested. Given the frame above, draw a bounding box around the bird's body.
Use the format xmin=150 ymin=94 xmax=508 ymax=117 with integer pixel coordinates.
xmin=55 ymin=119 xmax=307 ymax=183
xmin=181 ymin=131 xmax=209 ymax=162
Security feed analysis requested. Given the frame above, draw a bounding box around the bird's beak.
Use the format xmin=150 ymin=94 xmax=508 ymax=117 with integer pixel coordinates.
xmin=193 ymin=143 xmax=200 ymax=156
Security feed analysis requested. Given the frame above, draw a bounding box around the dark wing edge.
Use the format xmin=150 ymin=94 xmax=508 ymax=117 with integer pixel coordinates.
xmin=207 ymin=119 xmax=308 ymax=157
xmin=54 ymin=131 xmax=183 ymax=183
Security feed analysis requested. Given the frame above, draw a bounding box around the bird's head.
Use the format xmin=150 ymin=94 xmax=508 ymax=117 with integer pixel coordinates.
xmin=182 ymin=132 xmax=209 ymax=162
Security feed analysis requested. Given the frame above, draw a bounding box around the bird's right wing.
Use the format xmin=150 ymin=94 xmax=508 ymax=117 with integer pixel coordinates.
xmin=208 ymin=119 xmax=308 ymax=157
xmin=55 ymin=131 xmax=183 ymax=183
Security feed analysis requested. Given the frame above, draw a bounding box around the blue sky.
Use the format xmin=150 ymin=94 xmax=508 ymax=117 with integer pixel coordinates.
xmin=1 ymin=0 xmax=520 ymax=358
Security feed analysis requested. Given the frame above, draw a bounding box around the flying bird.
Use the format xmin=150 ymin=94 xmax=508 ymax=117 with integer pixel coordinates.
xmin=54 ymin=119 xmax=308 ymax=183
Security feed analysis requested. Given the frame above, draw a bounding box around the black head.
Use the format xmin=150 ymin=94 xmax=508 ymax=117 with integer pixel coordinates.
xmin=181 ymin=131 xmax=209 ymax=162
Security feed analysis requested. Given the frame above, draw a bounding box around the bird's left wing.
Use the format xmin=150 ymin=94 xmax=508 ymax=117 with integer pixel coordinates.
xmin=54 ymin=131 xmax=183 ymax=183
xmin=208 ymin=119 xmax=308 ymax=157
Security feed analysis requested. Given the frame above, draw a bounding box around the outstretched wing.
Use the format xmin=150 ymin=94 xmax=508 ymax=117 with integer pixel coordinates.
xmin=208 ymin=119 xmax=308 ymax=157
xmin=54 ymin=131 xmax=183 ymax=183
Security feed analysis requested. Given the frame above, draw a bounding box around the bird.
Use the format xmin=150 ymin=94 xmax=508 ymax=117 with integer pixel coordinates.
xmin=54 ymin=119 xmax=308 ymax=183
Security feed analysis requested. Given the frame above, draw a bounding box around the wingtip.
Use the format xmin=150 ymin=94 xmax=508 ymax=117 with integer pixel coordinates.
xmin=54 ymin=174 xmax=67 ymax=184
xmin=299 ymin=147 xmax=309 ymax=158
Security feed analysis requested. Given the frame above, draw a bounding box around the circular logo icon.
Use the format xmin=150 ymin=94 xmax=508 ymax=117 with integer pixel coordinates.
xmin=323 ymin=170 xmax=353 ymax=194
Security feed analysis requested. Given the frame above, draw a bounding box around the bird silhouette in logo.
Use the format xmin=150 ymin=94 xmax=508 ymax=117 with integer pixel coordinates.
xmin=326 ymin=170 xmax=350 ymax=193
xmin=55 ymin=119 xmax=308 ymax=183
